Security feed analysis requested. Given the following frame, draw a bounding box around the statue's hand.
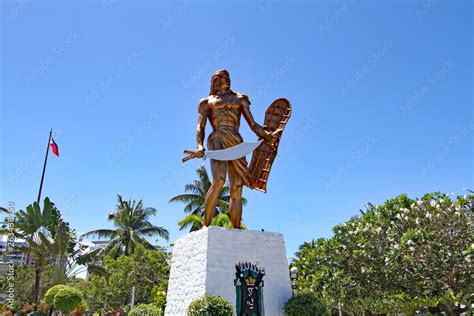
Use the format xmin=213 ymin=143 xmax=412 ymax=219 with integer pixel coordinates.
xmin=195 ymin=145 xmax=205 ymax=158
xmin=264 ymin=129 xmax=282 ymax=150
xmin=271 ymin=128 xmax=283 ymax=139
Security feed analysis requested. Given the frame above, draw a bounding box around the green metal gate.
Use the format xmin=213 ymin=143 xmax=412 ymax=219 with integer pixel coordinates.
xmin=234 ymin=262 xmax=265 ymax=316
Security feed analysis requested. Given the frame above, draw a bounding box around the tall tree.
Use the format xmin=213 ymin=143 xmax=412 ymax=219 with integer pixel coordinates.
xmin=10 ymin=198 xmax=70 ymax=306
xmin=83 ymin=244 xmax=169 ymax=312
xmin=170 ymin=166 xmax=246 ymax=231
xmin=81 ymin=195 xmax=169 ymax=259
xmin=293 ymin=192 xmax=473 ymax=315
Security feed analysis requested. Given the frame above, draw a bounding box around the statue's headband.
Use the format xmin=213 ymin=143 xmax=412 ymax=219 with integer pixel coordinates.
xmin=211 ymin=69 xmax=229 ymax=81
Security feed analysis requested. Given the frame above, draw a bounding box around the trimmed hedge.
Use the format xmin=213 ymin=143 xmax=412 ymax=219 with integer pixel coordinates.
xmin=129 ymin=303 xmax=163 ymax=316
xmin=284 ymin=292 xmax=328 ymax=316
xmin=52 ymin=286 xmax=83 ymax=314
xmin=44 ymin=284 xmax=68 ymax=307
xmin=187 ymin=295 xmax=234 ymax=316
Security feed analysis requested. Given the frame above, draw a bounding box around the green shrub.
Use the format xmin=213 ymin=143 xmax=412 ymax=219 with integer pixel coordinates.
xmin=123 ymin=305 xmax=131 ymax=315
xmin=187 ymin=295 xmax=234 ymax=316
xmin=53 ymin=286 xmax=84 ymax=314
xmin=284 ymin=292 xmax=328 ymax=316
xmin=44 ymin=284 xmax=68 ymax=307
xmin=129 ymin=303 xmax=163 ymax=316
xmin=151 ymin=288 xmax=167 ymax=311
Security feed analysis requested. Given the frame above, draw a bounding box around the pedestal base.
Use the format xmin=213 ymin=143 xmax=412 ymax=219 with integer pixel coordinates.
xmin=164 ymin=226 xmax=291 ymax=316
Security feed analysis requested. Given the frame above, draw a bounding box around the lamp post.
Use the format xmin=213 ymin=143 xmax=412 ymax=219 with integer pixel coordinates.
xmin=290 ymin=266 xmax=298 ymax=296
xmin=131 ymin=286 xmax=135 ymax=309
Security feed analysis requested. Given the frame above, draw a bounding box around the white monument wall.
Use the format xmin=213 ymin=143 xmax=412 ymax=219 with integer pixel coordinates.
xmin=165 ymin=226 xmax=292 ymax=316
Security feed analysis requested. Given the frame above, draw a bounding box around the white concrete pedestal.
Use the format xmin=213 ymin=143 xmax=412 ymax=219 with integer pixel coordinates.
xmin=165 ymin=226 xmax=291 ymax=316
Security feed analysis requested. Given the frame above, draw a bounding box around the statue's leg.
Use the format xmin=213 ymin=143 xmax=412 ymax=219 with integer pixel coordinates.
xmin=204 ymin=158 xmax=227 ymax=226
xmin=228 ymin=163 xmax=243 ymax=229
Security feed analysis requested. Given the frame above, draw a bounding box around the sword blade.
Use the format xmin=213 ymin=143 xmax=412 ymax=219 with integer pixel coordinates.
xmin=205 ymin=140 xmax=263 ymax=161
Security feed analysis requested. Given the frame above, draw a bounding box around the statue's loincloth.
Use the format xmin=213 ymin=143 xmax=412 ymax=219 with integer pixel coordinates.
xmin=207 ymin=128 xmax=251 ymax=187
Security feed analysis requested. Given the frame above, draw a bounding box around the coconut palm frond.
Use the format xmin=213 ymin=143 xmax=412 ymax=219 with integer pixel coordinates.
xmin=178 ymin=214 xmax=203 ymax=231
xmin=212 ymin=213 xmax=231 ymax=227
xmin=137 ymin=226 xmax=170 ymax=241
xmin=169 ymin=194 xmax=202 ymax=204
xmin=80 ymin=229 xmax=117 ymax=241
xmin=171 ymin=166 xmax=247 ymax=232
xmin=87 ymin=264 xmax=108 ymax=277
xmin=82 ymin=196 xmax=168 ymax=258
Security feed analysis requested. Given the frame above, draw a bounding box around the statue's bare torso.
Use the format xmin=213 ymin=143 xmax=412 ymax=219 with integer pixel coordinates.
xmin=200 ymin=93 xmax=248 ymax=130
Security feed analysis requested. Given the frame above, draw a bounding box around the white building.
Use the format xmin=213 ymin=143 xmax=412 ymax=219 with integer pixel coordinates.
xmin=89 ymin=240 xmax=109 ymax=252
xmin=0 ymin=235 xmax=31 ymax=275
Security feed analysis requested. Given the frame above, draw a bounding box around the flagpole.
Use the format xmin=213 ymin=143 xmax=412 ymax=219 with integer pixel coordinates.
xmin=37 ymin=129 xmax=52 ymax=205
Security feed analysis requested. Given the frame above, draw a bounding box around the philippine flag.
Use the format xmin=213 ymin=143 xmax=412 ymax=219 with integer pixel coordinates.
xmin=50 ymin=137 xmax=59 ymax=156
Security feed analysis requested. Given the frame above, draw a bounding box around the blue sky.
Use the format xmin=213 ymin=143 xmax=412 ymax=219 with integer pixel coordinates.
xmin=1 ymin=0 xmax=472 ymax=258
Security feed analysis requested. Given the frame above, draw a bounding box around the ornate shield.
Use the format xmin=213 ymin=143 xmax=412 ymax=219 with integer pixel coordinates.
xmin=234 ymin=262 xmax=265 ymax=316
xmin=249 ymin=98 xmax=292 ymax=192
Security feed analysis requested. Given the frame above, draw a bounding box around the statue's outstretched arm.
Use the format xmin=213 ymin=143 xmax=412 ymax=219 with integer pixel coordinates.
xmin=241 ymin=97 xmax=270 ymax=141
xmin=196 ymin=98 xmax=208 ymax=152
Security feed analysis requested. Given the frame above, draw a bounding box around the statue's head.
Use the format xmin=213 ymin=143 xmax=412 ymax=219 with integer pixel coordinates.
xmin=210 ymin=69 xmax=231 ymax=95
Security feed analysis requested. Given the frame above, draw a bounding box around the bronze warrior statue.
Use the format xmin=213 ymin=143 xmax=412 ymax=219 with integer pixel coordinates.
xmin=183 ymin=70 xmax=291 ymax=229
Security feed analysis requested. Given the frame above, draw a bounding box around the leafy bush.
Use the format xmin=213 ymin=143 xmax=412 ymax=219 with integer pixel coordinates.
xmin=73 ymin=300 xmax=88 ymax=314
xmin=151 ymin=288 xmax=167 ymax=311
xmin=284 ymin=292 xmax=328 ymax=316
xmin=53 ymin=286 xmax=84 ymax=314
xmin=82 ymin=244 xmax=170 ymax=311
xmin=129 ymin=303 xmax=163 ymax=316
xmin=293 ymin=192 xmax=473 ymax=314
xmin=45 ymin=284 xmax=68 ymax=307
xmin=187 ymin=295 xmax=234 ymax=316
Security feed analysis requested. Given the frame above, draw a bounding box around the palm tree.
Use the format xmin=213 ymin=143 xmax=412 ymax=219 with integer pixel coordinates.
xmin=10 ymin=198 xmax=62 ymax=306
xmin=1 ymin=198 xmax=79 ymax=307
xmin=292 ymin=239 xmax=319 ymax=269
xmin=49 ymin=222 xmax=87 ymax=285
xmin=17 ymin=233 xmax=54 ymax=305
xmin=169 ymin=166 xmax=247 ymax=232
xmin=178 ymin=213 xmax=230 ymax=230
xmin=80 ymin=194 xmax=169 ymax=259
xmin=297 ymin=239 xmax=318 ymax=253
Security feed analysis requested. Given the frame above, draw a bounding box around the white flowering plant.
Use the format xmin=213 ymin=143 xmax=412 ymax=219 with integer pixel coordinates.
xmin=291 ymin=192 xmax=473 ymax=315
